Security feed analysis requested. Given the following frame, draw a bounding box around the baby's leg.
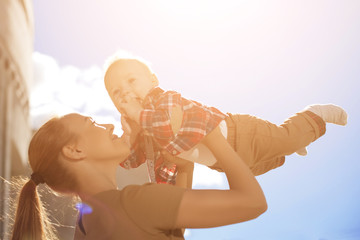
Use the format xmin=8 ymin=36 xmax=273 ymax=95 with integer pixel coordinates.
xmin=224 ymin=111 xmax=326 ymax=176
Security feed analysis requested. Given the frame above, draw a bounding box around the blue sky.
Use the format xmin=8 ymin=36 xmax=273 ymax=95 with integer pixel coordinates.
xmin=32 ymin=1 xmax=360 ymax=239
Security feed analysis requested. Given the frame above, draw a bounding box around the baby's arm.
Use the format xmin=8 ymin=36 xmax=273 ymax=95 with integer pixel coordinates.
xmin=168 ymin=104 xmax=219 ymax=166
xmin=120 ymin=94 xmax=219 ymax=166
xmin=169 ymin=105 xmax=182 ymax=134
xmin=119 ymin=92 xmax=184 ymax=149
xmin=119 ymin=91 xmax=221 ymax=169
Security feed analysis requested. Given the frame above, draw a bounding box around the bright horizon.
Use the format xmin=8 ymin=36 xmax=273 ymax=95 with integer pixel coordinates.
xmin=32 ymin=1 xmax=360 ymax=239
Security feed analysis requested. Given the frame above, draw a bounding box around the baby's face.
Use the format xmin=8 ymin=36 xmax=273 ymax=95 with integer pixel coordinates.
xmin=104 ymin=60 xmax=158 ymax=112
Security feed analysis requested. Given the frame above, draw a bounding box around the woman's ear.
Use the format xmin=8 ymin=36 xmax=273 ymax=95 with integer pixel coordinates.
xmin=61 ymin=144 xmax=86 ymax=161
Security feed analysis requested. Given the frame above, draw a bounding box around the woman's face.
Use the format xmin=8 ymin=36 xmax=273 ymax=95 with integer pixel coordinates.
xmin=63 ymin=113 xmax=130 ymax=162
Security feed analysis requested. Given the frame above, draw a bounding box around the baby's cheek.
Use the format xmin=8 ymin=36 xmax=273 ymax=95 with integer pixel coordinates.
xmin=113 ymin=92 xmax=123 ymax=104
xmin=124 ymin=92 xmax=139 ymax=101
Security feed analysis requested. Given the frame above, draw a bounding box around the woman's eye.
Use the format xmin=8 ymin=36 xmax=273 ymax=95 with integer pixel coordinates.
xmin=89 ymin=118 xmax=96 ymax=124
xmin=92 ymin=121 xmax=103 ymax=128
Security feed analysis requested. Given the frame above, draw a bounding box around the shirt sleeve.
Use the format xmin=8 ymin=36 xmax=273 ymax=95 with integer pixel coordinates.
xmin=121 ymin=183 xmax=186 ymax=234
xmin=140 ymin=91 xmax=182 ymax=147
xmin=141 ymin=90 xmax=225 ymax=156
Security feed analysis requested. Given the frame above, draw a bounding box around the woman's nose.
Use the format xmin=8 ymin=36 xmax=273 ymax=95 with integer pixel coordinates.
xmin=104 ymin=124 xmax=114 ymax=131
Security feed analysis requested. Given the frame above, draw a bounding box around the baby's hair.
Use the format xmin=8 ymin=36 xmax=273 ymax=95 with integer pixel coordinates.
xmin=103 ymin=49 xmax=154 ymax=75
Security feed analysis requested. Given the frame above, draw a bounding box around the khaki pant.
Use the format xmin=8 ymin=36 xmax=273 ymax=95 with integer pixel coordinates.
xmin=210 ymin=111 xmax=326 ymax=176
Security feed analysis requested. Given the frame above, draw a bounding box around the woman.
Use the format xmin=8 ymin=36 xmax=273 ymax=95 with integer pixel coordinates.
xmin=11 ymin=113 xmax=267 ymax=240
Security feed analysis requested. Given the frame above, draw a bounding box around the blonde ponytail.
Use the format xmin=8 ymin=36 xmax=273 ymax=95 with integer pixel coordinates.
xmin=11 ymin=179 xmax=57 ymax=240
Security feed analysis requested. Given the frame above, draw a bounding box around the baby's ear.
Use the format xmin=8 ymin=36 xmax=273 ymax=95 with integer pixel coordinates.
xmin=62 ymin=144 xmax=86 ymax=161
xmin=151 ymin=74 xmax=159 ymax=86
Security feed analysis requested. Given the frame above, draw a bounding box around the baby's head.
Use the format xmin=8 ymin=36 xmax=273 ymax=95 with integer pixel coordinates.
xmin=104 ymin=55 xmax=159 ymax=112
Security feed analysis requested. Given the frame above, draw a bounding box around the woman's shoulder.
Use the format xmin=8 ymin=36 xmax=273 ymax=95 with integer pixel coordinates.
xmin=85 ymin=183 xmax=186 ymax=212
xmin=120 ymin=183 xmax=186 ymax=202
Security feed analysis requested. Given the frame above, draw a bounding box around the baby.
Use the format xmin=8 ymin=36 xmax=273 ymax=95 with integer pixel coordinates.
xmin=104 ymin=56 xmax=348 ymax=184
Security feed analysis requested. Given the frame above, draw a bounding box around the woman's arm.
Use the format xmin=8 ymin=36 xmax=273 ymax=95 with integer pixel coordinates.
xmin=175 ymin=160 xmax=194 ymax=189
xmin=174 ymin=126 xmax=267 ymax=228
xmin=169 ymin=105 xmax=193 ymax=189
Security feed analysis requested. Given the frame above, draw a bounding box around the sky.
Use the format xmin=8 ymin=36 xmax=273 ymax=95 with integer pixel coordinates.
xmin=31 ymin=0 xmax=360 ymax=239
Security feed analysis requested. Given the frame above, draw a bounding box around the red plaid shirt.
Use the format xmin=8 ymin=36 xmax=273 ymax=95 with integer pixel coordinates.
xmin=120 ymin=87 xmax=226 ymax=184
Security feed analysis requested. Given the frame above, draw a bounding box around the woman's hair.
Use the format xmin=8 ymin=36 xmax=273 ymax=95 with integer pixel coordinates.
xmin=11 ymin=115 xmax=79 ymax=240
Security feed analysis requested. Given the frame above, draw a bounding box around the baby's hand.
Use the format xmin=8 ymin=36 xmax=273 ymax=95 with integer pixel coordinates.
xmin=118 ymin=96 xmax=143 ymax=124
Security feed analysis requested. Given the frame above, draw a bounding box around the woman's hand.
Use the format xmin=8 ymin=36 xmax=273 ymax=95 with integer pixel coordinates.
xmin=121 ymin=115 xmax=141 ymax=147
xmin=162 ymin=151 xmax=194 ymax=189
xmin=161 ymin=151 xmax=193 ymax=170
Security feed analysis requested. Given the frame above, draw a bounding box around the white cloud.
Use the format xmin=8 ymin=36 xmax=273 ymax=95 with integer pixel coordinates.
xmin=30 ymin=52 xmax=121 ymax=132
xmin=192 ymin=164 xmax=226 ymax=188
